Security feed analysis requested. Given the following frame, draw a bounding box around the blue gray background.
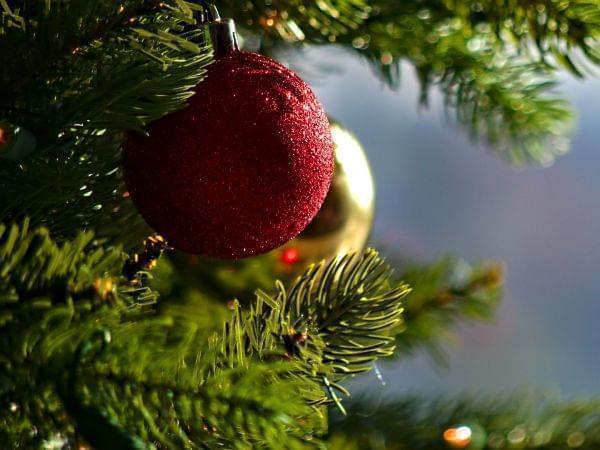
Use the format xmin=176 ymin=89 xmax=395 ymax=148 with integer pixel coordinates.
xmin=292 ymin=46 xmax=600 ymax=398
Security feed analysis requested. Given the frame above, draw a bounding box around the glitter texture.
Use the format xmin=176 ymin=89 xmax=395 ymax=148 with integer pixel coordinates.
xmin=123 ymin=51 xmax=334 ymax=259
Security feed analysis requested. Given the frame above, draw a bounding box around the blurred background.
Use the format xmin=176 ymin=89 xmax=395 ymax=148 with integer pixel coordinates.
xmin=291 ymin=46 xmax=600 ymax=398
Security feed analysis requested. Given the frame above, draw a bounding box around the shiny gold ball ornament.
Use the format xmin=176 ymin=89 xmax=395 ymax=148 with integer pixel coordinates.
xmin=275 ymin=121 xmax=375 ymax=272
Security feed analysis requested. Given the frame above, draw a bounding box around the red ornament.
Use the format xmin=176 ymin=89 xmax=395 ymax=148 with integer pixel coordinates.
xmin=123 ymin=50 xmax=334 ymax=259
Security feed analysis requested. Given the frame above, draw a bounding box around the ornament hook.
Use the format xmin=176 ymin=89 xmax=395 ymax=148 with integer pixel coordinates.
xmin=196 ymin=1 xmax=239 ymax=57
xmin=196 ymin=0 xmax=220 ymax=23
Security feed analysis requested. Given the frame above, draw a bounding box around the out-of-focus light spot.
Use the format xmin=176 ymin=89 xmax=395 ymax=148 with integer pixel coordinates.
xmin=426 ymin=33 xmax=439 ymax=44
xmin=443 ymin=426 xmax=472 ymax=448
xmin=507 ymin=427 xmax=526 ymax=445
xmin=380 ymin=52 xmax=393 ymax=65
xmin=567 ymin=432 xmax=585 ymax=448
xmin=352 ymin=37 xmax=366 ymax=49
xmin=260 ymin=15 xmax=276 ymax=27
xmin=467 ymin=37 xmax=484 ymax=52
xmin=417 ymin=8 xmax=431 ymax=20
xmin=532 ymin=430 xmax=551 ymax=446
xmin=487 ymin=432 xmax=505 ymax=448
xmin=471 ymin=2 xmax=484 ymax=12
xmin=280 ymin=247 xmax=300 ymax=265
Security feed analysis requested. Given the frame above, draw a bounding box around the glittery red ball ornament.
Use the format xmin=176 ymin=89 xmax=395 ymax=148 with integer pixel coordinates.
xmin=123 ymin=51 xmax=334 ymax=259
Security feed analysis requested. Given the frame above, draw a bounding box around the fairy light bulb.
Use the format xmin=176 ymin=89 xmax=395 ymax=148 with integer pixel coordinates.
xmin=443 ymin=426 xmax=473 ymax=448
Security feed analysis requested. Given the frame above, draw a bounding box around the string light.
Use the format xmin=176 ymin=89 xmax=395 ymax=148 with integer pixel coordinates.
xmin=567 ymin=432 xmax=586 ymax=448
xmin=487 ymin=432 xmax=505 ymax=448
xmin=280 ymin=247 xmax=300 ymax=265
xmin=443 ymin=426 xmax=472 ymax=448
xmin=507 ymin=426 xmax=527 ymax=445
xmin=93 ymin=277 xmax=115 ymax=300
xmin=380 ymin=52 xmax=394 ymax=65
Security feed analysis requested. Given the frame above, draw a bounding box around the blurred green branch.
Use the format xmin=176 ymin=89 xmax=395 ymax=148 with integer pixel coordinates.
xmin=334 ymin=1 xmax=577 ymax=165
xmin=330 ymin=393 xmax=600 ymax=449
xmin=215 ymin=0 xmax=370 ymax=42
xmin=443 ymin=0 xmax=600 ymax=76
xmin=240 ymin=0 xmax=595 ymax=165
xmin=393 ymin=257 xmax=503 ymax=364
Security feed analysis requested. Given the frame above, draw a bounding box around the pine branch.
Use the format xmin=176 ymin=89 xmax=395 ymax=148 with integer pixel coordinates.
xmin=1 ymin=223 xmax=407 ymax=447
xmin=226 ymin=250 xmax=410 ymax=409
xmin=251 ymin=1 xmax=586 ymax=165
xmin=392 ymin=257 xmax=503 ymax=364
xmin=0 ymin=220 xmax=320 ymax=448
xmin=334 ymin=0 xmax=576 ymax=165
xmin=330 ymin=393 xmax=600 ymax=449
xmin=215 ymin=0 xmax=369 ymax=42
xmin=0 ymin=1 xmax=212 ymax=248
xmin=443 ymin=0 xmax=600 ymax=76
xmin=0 ymin=219 xmax=154 ymax=447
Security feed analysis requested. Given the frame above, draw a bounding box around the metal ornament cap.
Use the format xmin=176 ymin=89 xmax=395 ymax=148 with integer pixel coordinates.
xmin=207 ymin=18 xmax=239 ymax=57
xmin=197 ymin=2 xmax=239 ymax=57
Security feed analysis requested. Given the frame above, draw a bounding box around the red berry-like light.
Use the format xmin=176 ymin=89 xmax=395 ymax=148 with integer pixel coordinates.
xmin=280 ymin=247 xmax=301 ymax=265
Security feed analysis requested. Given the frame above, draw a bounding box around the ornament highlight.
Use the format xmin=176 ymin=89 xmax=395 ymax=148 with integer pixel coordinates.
xmin=276 ymin=120 xmax=375 ymax=272
xmin=123 ymin=11 xmax=334 ymax=259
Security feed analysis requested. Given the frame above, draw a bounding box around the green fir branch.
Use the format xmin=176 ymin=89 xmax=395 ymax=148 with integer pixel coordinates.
xmin=1 ymin=222 xmax=408 ymax=448
xmin=0 ymin=1 xmax=212 ymax=248
xmin=393 ymin=257 xmax=503 ymax=364
xmin=443 ymin=0 xmax=600 ymax=76
xmin=334 ymin=0 xmax=576 ymax=165
xmin=219 ymin=250 xmax=410 ymax=407
xmin=215 ymin=0 xmax=369 ymax=42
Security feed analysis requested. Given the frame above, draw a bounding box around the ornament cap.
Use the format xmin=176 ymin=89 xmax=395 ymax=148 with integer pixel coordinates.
xmin=196 ymin=2 xmax=239 ymax=57
xmin=207 ymin=18 xmax=239 ymax=57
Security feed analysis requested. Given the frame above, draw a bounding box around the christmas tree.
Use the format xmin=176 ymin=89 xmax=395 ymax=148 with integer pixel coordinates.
xmin=1 ymin=1 xmax=599 ymax=448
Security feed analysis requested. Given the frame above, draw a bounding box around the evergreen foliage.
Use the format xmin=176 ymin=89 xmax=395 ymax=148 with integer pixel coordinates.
xmin=255 ymin=0 xmax=599 ymax=164
xmin=0 ymin=221 xmax=408 ymax=448
xmin=0 ymin=0 xmax=211 ymax=247
xmin=331 ymin=394 xmax=600 ymax=449
xmin=1 ymin=1 xmax=599 ymax=448
xmin=393 ymin=257 xmax=503 ymax=364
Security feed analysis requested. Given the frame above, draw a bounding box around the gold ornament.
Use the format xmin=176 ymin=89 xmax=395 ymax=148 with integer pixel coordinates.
xmin=275 ymin=120 xmax=375 ymax=273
